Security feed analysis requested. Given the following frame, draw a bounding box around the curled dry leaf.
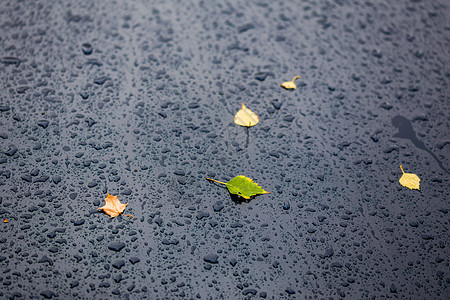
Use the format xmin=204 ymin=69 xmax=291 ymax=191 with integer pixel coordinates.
xmin=281 ymin=75 xmax=301 ymax=90
xmin=399 ymin=165 xmax=420 ymax=190
xmin=98 ymin=192 xmax=134 ymax=218
xmin=234 ymin=103 xmax=259 ymax=127
xmin=207 ymin=175 xmax=270 ymax=199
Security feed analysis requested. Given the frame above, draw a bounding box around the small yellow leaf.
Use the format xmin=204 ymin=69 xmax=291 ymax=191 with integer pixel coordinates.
xmin=3 ymin=219 xmax=8 ymax=223
xmin=234 ymin=103 xmax=259 ymax=127
xmin=98 ymin=193 xmax=133 ymax=218
xmin=281 ymin=75 xmax=301 ymax=90
xmin=399 ymin=165 xmax=421 ymax=190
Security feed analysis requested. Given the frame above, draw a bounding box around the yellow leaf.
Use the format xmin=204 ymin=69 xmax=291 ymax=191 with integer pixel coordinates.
xmin=234 ymin=103 xmax=259 ymax=127
xmin=207 ymin=175 xmax=270 ymax=200
xmin=281 ymin=75 xmax=301 ymax=90
xmin=98 ymin=193 xmax=133 ymax=218
xmin=399 ymin=165 xmax=421 ymax=190
xmin=3 ymin=219 xmax=8 ymax=223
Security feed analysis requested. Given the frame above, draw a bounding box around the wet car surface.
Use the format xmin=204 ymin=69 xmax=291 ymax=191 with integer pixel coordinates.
xmin=0 ymin=0 xmax=449 ymax=299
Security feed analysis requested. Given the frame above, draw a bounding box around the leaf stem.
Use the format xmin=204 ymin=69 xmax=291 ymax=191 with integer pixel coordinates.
xmin=206 ymin=178 xmax=227 ymax=185
xmin=400 ymin=165 xmax=405 ymax=174
xmin=292 ymin=75 xmax=301 ymax=82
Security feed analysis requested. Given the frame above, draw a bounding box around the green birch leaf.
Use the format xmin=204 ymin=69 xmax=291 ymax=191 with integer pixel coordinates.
xmin=207 ymin=175 xmax=270 ymax=199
